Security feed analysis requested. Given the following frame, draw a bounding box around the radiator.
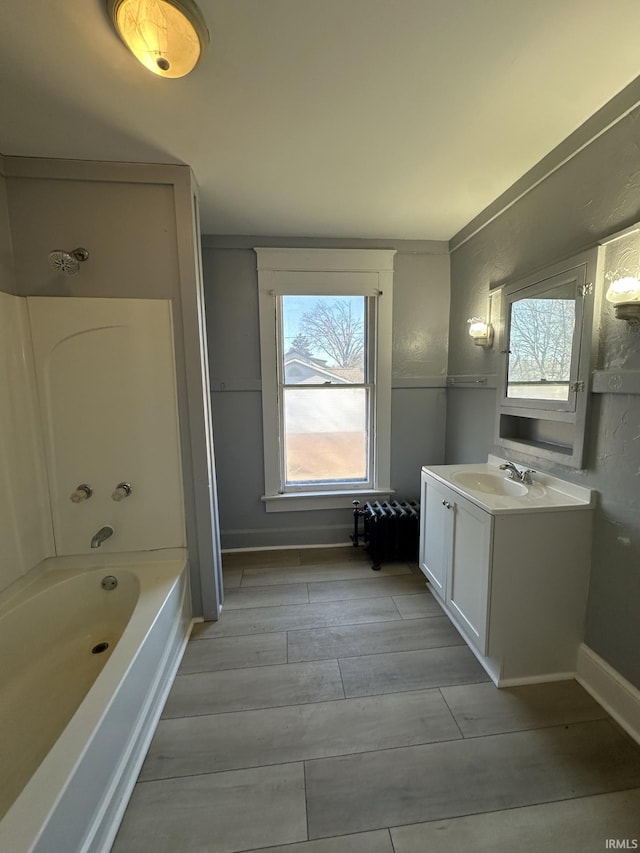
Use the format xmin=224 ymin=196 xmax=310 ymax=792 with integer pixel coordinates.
xmin=351 ymin=499 xmax=420 ymax=570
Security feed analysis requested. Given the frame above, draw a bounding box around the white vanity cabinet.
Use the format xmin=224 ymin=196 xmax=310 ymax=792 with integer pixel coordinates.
xmin=419 ymin=463 xmax=594 ymax=686
xmin=419 ymin=474 xmax=491 ymax=654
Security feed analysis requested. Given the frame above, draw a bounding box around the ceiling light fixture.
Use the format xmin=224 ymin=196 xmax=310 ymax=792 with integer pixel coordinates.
xmin=107 ymin=0 xmax=209 ymax=79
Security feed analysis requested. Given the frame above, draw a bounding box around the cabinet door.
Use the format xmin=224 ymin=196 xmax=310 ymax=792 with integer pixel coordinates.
xmin=448 ymin=496 xmax=492 ymax=653
xmin=419 ymin=473 xmax=452 ymax=599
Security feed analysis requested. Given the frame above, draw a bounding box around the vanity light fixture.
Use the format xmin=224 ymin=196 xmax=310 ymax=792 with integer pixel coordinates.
xmin=605 ymin=273 xmax=640 ymax=325
xmin=467 ymin=317 xmax=494 ymax=348
xmin=107 ymin=0 xmax=209 ymax=78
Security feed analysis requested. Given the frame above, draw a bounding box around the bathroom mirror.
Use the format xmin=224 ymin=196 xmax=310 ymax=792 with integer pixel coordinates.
xmin=504 ymin=272 xmax=582 ymax=410
xmin=496 ymin=247 xmax=600 ymax=468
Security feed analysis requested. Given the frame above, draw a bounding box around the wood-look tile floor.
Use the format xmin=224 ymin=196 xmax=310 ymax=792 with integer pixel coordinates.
xmin=112 ymin=547 xmax=640 ymax=853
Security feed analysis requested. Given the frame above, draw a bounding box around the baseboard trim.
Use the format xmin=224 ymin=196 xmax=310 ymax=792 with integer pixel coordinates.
xmin=497 ymin=671 xmax=576 ymax=688
xmin=576 ymin=643 xmax=640 ymax=746
xmin=221 ymin=542 xmax=353 ymax=554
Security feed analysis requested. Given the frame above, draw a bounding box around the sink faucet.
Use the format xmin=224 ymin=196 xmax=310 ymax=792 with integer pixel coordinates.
xmin=499 ymin=462 xmax=536 ymax=485
xmin=91 ymin=525 xmax=114 ymax=548
xmin=499 ymin=462 xmax=522 ymax=481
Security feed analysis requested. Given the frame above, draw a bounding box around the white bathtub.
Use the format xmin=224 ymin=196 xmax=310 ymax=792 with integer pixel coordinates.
xmin=0 ymin=548 xmax=191 ymax=853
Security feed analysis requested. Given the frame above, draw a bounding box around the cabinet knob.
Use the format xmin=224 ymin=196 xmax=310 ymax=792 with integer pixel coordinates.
xmin=441 ymin=499 xmax=453 ymax=510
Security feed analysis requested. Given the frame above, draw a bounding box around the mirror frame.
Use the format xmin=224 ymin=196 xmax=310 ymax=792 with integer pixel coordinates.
xmin=501 ymin=266 xmax=585 ymax=413
xmin=495 ymin=246 xmax=601 ymax=469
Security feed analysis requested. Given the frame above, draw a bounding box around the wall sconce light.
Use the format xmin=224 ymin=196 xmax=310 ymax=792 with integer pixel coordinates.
xmin=467 ymin=317 xmax=494 ymax=348
xmin=107 ymin=0 xmax=210 ymax=78
xmin=605 ymin=273 xmax=640 ymax=325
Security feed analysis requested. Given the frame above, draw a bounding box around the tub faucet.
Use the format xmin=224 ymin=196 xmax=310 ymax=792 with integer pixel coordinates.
xmin=91 ymin=525 xmax=114 ymax=548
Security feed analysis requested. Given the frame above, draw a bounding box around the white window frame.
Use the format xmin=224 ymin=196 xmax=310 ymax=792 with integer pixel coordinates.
xmin=256 ymin=248 xmax=395 ymax=512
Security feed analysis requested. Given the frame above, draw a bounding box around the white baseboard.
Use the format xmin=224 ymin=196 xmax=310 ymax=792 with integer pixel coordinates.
xmin=221 ymin=542 xmax=353 ymax=554
xmin=498 ymin=671 xmax=578 ymax=688
xmin=576 ymin=643 xmax=640 ymax=746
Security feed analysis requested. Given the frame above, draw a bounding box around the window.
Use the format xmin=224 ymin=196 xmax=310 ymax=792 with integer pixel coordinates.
xmin=506 ymin=283 xmax=576 ymax=401
xmin=256 ymin=248 xmax=395 ymax=511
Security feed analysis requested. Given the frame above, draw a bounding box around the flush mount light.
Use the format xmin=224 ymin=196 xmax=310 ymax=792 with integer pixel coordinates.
xmin=467 ymin=317 xmax=494 ymax=348
xmin=605 ymin=271 xmax=640 ymax=325
xmin=107 ymin=0 xmax=209 ymax=78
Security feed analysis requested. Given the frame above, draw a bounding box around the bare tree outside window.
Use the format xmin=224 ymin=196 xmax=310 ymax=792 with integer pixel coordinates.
xmin=280 ymin=294 xmax=369 ymax=483
xmin=509 ymin=298 xmax=575 ymax=380
xmin=299 ymin=299 xmax=365 ymax=371
xmin=507 ymin=296 xmax=575 ymax=400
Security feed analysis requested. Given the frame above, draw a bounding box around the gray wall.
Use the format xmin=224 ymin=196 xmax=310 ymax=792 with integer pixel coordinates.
xmin=6 ymin=177 xmax=179 ymax=299
xmin=203 ymin=236 xmax=450 ymax=550
xmin=446 ymin=99 xmax=640 ymax=690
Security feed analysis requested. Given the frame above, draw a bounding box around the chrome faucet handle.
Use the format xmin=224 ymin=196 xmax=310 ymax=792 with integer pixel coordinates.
xmin=112 ymin=482 xmax=133 ymax=501
xmin=521 ymin=469 xmax=536 ymax=485
xmin=70 ymin=483 xmax=92 ymax=503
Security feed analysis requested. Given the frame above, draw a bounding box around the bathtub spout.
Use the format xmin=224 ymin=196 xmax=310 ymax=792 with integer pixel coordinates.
xmin=91 ymin=526 xmax=114 ymax=548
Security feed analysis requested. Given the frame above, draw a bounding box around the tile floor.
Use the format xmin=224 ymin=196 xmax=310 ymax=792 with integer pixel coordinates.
xmin=112 ymin=547 xmax=640 ymax=853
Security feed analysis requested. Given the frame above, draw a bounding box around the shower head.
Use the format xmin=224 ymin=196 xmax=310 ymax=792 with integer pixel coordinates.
xmin=48 ymin=247 xmax=89 ymax=276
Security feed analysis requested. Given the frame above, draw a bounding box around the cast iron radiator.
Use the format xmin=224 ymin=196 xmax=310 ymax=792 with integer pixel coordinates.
xmin=351 ymin=499 xmax=420 ymax=571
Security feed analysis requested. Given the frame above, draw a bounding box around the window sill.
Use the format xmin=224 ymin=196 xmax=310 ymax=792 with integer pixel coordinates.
xmin=261 ymin=488 xmax=394 ymax=513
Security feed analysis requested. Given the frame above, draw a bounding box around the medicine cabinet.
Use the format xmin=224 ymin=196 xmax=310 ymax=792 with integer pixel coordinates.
xmin=495 ymin=247 xmax=601 ymax=468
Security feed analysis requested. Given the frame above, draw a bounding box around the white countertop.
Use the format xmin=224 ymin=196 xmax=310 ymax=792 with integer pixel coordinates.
xmin=422 ymin=455 xmax=595 ymax=515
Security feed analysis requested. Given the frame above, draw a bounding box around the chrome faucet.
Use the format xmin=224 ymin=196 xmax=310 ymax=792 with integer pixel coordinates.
xmin=499 ymin=462 xmax=536 ymax=484
xmin=91 ymin=525 xmax=114 ymax=548
xmin=499 ymin=462 xmax=522 ymax=481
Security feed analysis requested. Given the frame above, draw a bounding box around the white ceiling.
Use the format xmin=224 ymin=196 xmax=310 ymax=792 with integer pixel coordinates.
xmin=1 ymin=1 xmax=640 ymax=240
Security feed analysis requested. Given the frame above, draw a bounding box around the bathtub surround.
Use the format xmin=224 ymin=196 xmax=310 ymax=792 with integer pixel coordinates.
xmin=0 ymin=290 xmax=187 ymax=580
xmin=28 ymin=298 xmax=185 ymax=555
xmin=446 ymin=76 xmax=640 ymax=692
xmin=0 ymin=288 xmax=195 ymax=851
xmin=0 ymin=156 xmax=222 ymax=619
xmin=0 ymin=292 xmax=54 ymax=589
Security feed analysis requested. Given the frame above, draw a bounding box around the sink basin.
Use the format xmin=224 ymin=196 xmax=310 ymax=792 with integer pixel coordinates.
xmin=424 ymin=458 xmax=593 ymax=513
xmin=452 ymin=471 xmax=528 ymax=497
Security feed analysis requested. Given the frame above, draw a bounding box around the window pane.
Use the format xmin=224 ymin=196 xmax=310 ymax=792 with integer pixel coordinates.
xmin=281 ymin=295 xmax=366 ymax=385
xmin=507 ymin=295 xmax=576 ymax=401
xmin=283 ymin=388 xmax=369 ymax=484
